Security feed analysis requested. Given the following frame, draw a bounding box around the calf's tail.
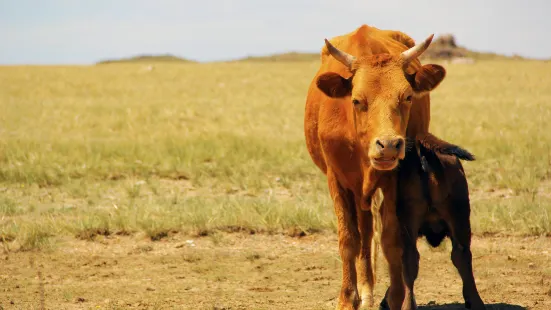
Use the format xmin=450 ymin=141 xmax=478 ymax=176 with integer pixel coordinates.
xmin=417 ymin=132 xmax=475 ymax=161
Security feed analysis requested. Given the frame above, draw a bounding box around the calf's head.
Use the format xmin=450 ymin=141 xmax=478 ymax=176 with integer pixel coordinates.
xmin=317 ymin=34 xmax=445 ymax=170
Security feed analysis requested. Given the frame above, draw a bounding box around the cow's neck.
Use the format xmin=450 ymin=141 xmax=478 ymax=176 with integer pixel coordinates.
xmin=405 ymin=59 xmax=431 ymax=138
xmin=407 ymin=93 xmax=431 ymax=138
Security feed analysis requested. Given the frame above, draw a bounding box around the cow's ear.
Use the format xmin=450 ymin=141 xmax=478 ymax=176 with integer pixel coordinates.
xmin=409 ymin=64 xmax=446 ymax=94
xmin=316 ymin=72 xmax=352 ymax=98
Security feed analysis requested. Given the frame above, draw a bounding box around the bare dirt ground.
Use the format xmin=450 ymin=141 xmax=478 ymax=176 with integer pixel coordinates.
xmin=1 ymin=233 xmax=550 ymax=310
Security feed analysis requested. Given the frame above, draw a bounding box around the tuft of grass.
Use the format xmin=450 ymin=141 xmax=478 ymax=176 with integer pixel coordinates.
xmin=0 ymin=197 xmax=19 ymax=216
xmin=137 ymin=211 xmax=179 ymax=241
xmin=73 ymin=213 xmax=112 ymax=240
xmin=127 ymin=181 xmax=144 ymax=200
xmin=62 ymin=290 xmax=74 ymax=302
xmin=182 ymin=253 xmax=202 ymax=263
xmin=75 ymin=227 xmax=111 ymax=241
xmin=0 ymin=232 xmax=16 ymax=243
xmin=17 ymin=223 xmax=55 ymax=251
xmin=209 ymin=231 xmax=224 ymax=246
xmin=131 ymin=244 xmax=154 ymax=254
xmin=111 ymin=207 xmax=135 ymax=236
xmin=245 ymin=252 xmax=262 ymax=262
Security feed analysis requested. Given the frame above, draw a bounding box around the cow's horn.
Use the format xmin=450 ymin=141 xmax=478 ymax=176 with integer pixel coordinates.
xmin=401 ymin=34 xmax=434 ymax=64
xmin=324 ymin=39 xmax=356 ymax=69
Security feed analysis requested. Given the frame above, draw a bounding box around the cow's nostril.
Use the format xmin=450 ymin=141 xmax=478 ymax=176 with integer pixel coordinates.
xmin=395 ymin=139 xmax=403 ymax=150
xmin=376 ymin=140 xmax=385 ymax=150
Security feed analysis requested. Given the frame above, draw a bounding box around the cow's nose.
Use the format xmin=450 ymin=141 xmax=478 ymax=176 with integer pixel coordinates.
xmin=375 ymin=138 xmax=405 ymax=154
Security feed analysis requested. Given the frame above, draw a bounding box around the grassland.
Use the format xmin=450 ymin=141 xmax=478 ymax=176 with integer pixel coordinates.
xmin=1 ymin=59 xmax=551 ymax=251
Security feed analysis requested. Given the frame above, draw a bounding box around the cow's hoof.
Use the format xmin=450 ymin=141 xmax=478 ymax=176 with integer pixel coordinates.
xmin=465 ymin=297 xmax=485 ymax=310
xmin=359 ymin=298 xmax=373 ymax=309
xmin=466 ymin=301 xmax=486 ymax=310
xmin=379 ymin=297 xmax=389 ymax=310
xmin=336 ymin=292 xmax=360 ymax=310
xmin=379 ymin=287 xmax=390 ymax=310
xmin=336 ymin=302 xmax=358 ymax=310
xmin=358 ymin=286 xmax=373 ymax=308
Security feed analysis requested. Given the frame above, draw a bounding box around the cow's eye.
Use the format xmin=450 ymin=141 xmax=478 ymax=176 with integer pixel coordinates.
xmin=405 ymin=95 xmax=413 ymax=102
xmin=352 ymin=99 xmax=367 ymax=111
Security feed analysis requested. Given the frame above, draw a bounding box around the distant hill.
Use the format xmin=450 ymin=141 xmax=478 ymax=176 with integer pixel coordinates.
xmin=231 ymin=35 xmax=519 ymax=63
xmin=96 ymin=36 xmax=529 ymax=65
xmin=233 ymin=45 xmax=513 ymax=64
xmin=242 ymin=34 xmax=530 ymax=63
xmin=236 ymin=52 xmax=319 ymax=62
xmin=96 ymin=54 xmax=195 ymax=64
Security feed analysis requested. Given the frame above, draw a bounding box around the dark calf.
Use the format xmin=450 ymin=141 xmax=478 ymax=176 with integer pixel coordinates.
xmin=379 ymin=134 xmax=485 ymax=310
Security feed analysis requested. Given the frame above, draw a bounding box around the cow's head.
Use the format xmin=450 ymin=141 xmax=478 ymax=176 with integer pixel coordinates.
xmin=316 ymin=35 xmax=445 ymax=171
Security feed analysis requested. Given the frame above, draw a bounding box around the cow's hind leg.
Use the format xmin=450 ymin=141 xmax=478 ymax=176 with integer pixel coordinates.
xmin=328 ymin=173 xmax=361 ymax=310
xmin=443 ymin=198 xmax=485 ymax=310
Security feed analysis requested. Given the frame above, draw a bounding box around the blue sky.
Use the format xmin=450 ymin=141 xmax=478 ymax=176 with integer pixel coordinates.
xmin=1 ymin=0 xmax=549 ymax=64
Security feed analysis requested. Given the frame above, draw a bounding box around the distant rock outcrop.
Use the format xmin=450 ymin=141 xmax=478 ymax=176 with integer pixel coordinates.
xmin=422 ymin=34 xmax=469 ymax=60
xmin=421 ymin=34 xmax=512 ymax=62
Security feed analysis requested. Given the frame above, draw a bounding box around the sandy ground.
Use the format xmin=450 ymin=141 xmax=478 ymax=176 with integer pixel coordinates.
xmin=1 ymin=233 xmax=550 ymax=310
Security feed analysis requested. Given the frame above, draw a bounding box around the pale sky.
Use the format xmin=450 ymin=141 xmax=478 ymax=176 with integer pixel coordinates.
xmin=1 ymin=0 xmax=549 ymax=64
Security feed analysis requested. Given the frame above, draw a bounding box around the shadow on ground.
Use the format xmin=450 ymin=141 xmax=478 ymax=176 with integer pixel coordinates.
xmin=418 ymin=303 xmax=526 ymax=310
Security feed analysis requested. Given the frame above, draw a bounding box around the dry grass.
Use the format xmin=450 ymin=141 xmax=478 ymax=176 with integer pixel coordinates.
xmin=0 ymin=60 xmax=550 ymax=250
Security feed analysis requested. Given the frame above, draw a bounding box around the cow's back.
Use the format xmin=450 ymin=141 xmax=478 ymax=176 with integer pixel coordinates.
xmin=304 ymin=25 xmax=429 ymax=176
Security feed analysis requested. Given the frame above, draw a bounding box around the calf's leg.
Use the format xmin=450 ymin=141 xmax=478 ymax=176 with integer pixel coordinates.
xmin=399 ymin=212 xmax=423 ymax=310
xmin=443 ymin=198 xmax=485 ymax=310
xmin=378 ymin=177 xmax=405 ymax=310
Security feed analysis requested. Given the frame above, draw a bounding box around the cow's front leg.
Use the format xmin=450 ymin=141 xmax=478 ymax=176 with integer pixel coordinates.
xmin=328 ymin=173 xmax=361 ymax=310
xmin=356 ymin=207 xmax=375 ymax=308
xmin=355 ymin=168 xmax=385 ymax=308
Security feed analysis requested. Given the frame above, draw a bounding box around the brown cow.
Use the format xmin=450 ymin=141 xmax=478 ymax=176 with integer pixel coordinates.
xmin=304 ymin=25 xmax=447 ymax=309
xmin=372 ymin=136 xmax=485 ymax=310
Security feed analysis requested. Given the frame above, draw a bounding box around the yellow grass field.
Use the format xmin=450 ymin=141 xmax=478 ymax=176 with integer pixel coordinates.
xmin=1 ymin=60 xmax=551 ymax=248
xmin=1 ymin=60 xmax=551 ymax=309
